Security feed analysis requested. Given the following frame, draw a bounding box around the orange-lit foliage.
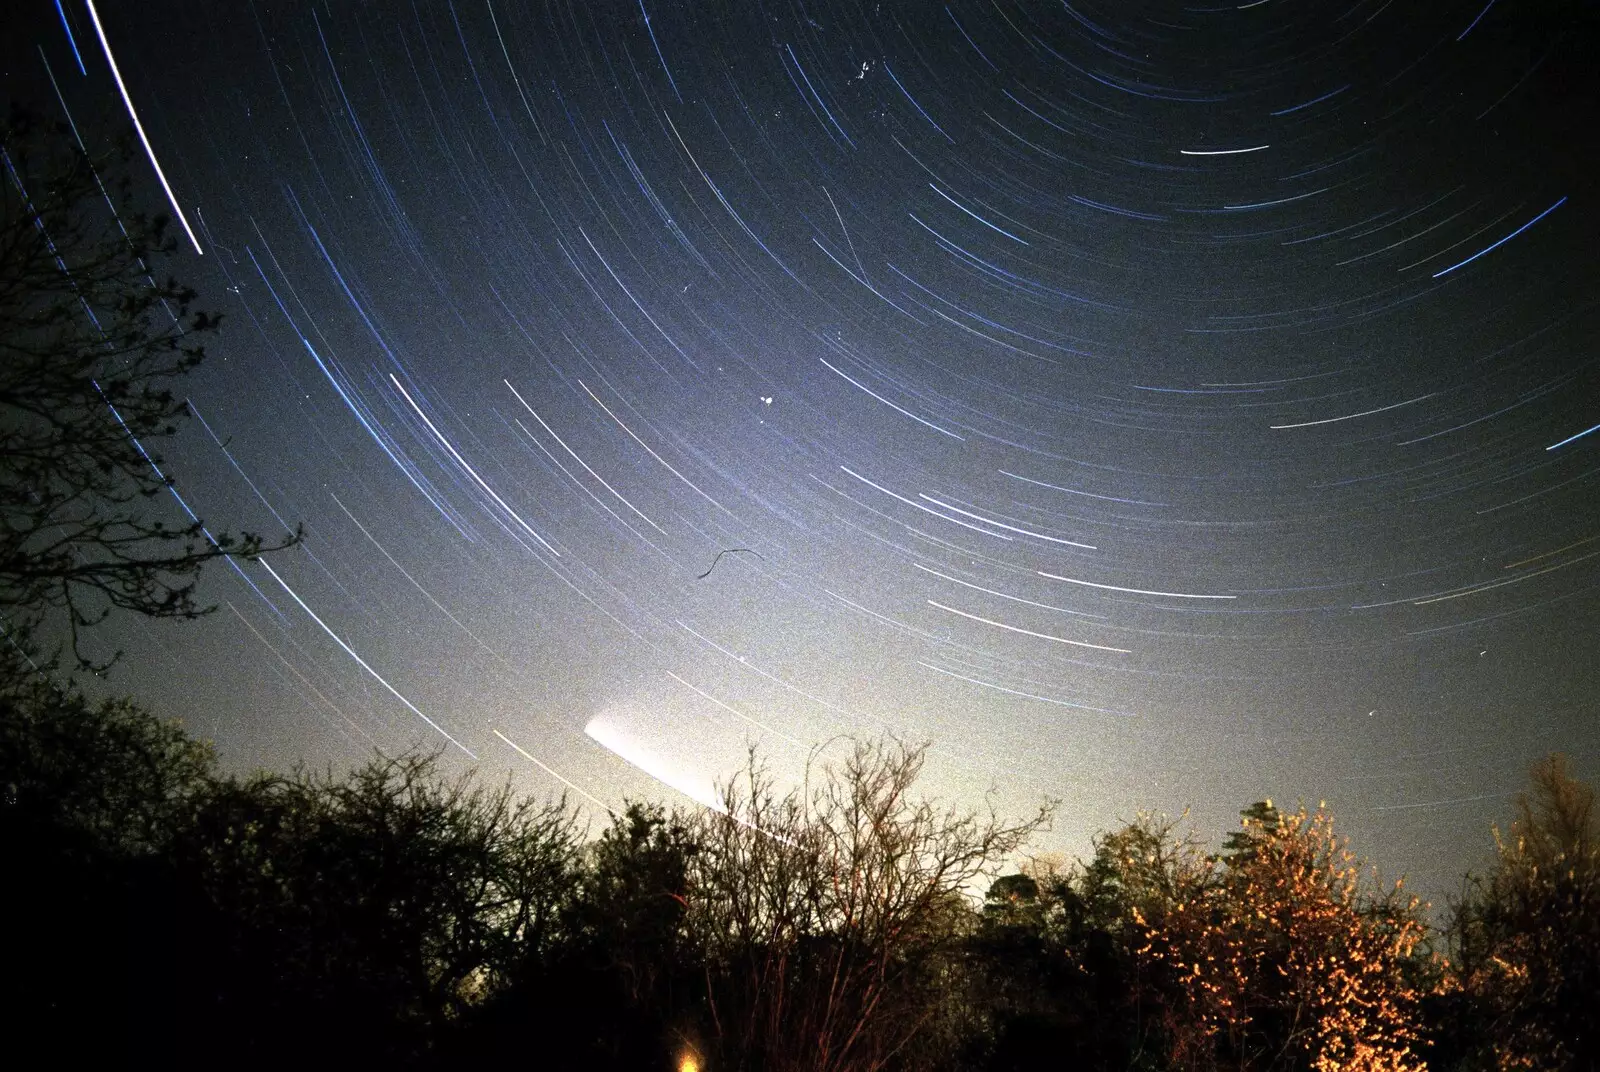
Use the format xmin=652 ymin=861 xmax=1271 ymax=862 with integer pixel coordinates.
xmin=1133 ymin=802 xmax=1429 ymax=1072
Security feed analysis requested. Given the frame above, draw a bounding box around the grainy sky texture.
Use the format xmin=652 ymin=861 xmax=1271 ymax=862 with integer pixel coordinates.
xmin=8 ymin=0 xmax=1598 ymax=904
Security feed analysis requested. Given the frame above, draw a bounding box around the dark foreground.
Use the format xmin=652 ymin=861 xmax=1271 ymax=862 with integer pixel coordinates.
xmin=3 ymin=667 xmax=1596 ymax=1071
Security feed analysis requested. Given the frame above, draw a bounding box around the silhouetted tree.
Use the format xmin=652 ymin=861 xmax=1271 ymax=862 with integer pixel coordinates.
xmin=580 ymin=801 xmax=703 ymax=1006
xmin=25 ymin=646 xmax=1597 ymax=1071
xmin=1441 ymin=754 xmax=1600 ymax=1071
xmin=687 ymin=739 xmax=1051 ymax=1072
xmin=972 ymin=816 xmax=1208 ymax=1071
xmin=0 ymin=676 xmax=215 ymax=1060
xmin=1 ymin=109 xmax=293 ymax=668
xmin=167 ymin=751 xmax=581 ymax=1065
xmin=456 ymin=800 xmax=704 ymax=1070
xmin=0 ymin=669 xmax=213 ymax=849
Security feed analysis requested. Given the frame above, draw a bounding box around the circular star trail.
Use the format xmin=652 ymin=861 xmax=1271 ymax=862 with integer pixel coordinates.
xmin=11 ymin=0 xmax=1598 ymax=903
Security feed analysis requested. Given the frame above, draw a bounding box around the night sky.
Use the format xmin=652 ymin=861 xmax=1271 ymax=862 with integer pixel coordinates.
xmin=9 ymin=0 xmax=1598 ymax=906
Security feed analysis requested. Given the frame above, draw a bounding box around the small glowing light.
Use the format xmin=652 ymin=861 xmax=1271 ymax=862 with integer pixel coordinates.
xmin=678 ymin=1053 xmax=700 ymax=1072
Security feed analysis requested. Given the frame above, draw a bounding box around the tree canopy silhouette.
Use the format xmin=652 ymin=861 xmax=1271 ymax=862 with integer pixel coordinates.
xmin=1443 ymin=754 xmax=1600 ymax=1071
xmin=4 ymin=680 xmax=1596 ymax=1070
xmin=1 ymin=109 xmax=294 ymax=667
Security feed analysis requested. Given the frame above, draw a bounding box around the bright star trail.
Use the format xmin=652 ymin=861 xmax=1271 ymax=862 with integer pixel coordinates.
xmin=8 ymin=0 xmax=1596 ymax=906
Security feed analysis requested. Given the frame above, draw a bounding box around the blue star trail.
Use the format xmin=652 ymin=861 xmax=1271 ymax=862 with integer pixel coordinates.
xmin=11 ymin=0 xmax=1596 ymax=907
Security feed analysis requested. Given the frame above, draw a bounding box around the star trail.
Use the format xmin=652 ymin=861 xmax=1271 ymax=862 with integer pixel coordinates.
xmin=9 ymin=0 xmax=1597 ymax=905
